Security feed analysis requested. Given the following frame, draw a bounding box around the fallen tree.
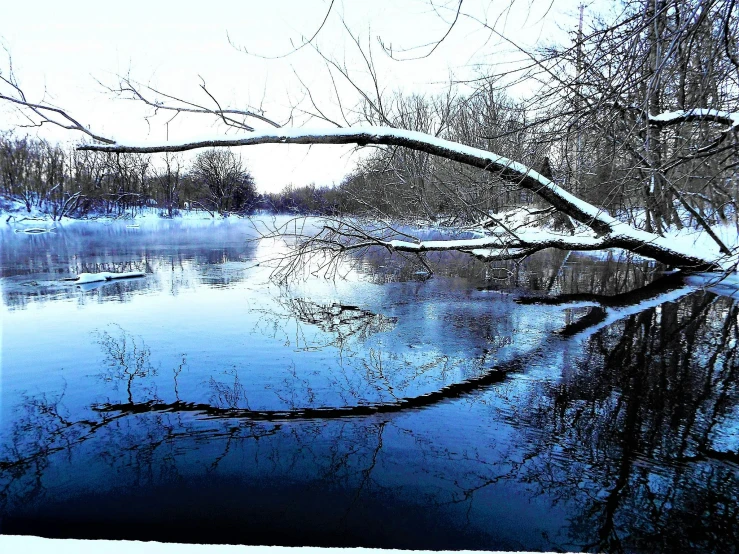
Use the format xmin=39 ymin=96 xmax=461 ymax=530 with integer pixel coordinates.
xmin=77 ymin=124 xmax=737 ymax=273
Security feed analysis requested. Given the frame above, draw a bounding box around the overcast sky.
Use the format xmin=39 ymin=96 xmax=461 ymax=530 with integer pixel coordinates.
xmin=0 ymin=0 xmax=585 ymax=193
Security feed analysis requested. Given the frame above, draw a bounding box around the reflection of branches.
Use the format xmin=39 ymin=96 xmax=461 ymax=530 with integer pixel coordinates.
xmin=95 ymin=325 xmax=157 ymax=403
xmin=3 ymin=284 xmax=739 ymax=549
xmin=270 ymin=361 xmax=317 ymax=410
xmin=173 ymin=355 xmax=186 ymax=401
xmin=0 ymin=384 xmax=279 ymax=512
xmin=360 ymin=349 xmax=398 ymax=401
xmin=518 ymin=270 xmax=688 ymax=308
xmin=518 ymin=271 xmax=707 ymax=339
xmin=94 ymin=360 xmax=518 ymax=421
xmin=208 ymin=368 xmax=251 ymax=410
xmin=503 ymin=293 xmax=739 ymax=552
xmin=288 ymin=299 xmax=397 ymax=345
xmin=251 ymin=293 xmax=397 ymax=352
xmin=96 ymin=274 xmax=727 ymax=422
xmin=338 ymin=420 xmax=387 ymax=523
xmin=0 ymin=389 xmax=129 ymax=490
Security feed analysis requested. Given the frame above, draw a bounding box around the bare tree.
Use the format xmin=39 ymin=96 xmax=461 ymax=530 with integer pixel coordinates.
xmin=153 ymin=153 xmax=182 ymax=217
xmin=190 ymin=148 xmax=256 ymax=214
xmin=475 ymin=0 xmax=739 ymax=235
xmin=79 ymin=126 xmax=728 ymax=272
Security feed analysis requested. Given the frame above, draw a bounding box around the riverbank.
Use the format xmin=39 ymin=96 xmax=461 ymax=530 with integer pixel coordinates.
xmin=3 ymin=194 xmax=738 ymax=273
xmin=1 ymin=195 xmax=243 ymax=226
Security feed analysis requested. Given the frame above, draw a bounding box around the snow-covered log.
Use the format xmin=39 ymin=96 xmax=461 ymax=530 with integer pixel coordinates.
xmin=79 ymin=126 xmax=730 ymax=271
xmin=75 ymin=271 xmax=145 ymax=284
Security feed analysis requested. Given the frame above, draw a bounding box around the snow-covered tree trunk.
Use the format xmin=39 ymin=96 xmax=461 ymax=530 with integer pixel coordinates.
xmin=80 ymin=126 xmax=731 ymax=271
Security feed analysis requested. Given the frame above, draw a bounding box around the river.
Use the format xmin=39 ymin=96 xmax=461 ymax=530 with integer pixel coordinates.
xmin=1 ymin=217 xmax=737 ymax=552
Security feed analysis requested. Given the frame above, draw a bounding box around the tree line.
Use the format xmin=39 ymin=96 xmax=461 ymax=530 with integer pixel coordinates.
xmin=275 ymin=0 xmax=738 ymax=233
xmin=0 ymin=131 xmax=389 ymax=218
xmin=3 ymin=0 xmax=737 ymax=238
xmin=0 ymin=133 xmax=260 ymax=219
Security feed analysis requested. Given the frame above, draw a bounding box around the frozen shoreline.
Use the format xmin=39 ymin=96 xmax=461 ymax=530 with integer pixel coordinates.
xmin=3 ymin=196 xmax=738 ymax=273
xmin=0 ymin=536 xmax=480 ymax=554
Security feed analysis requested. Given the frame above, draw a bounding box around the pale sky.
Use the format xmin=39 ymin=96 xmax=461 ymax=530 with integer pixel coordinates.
xmin=0 ymin=0 xmax=584 ymax=193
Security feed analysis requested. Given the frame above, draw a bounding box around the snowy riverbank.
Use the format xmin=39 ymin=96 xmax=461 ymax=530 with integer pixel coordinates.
xmin=1 ymin=195 xmax=246 ymax=228
xmin=4 ymin=194 xmax=739 ymax=273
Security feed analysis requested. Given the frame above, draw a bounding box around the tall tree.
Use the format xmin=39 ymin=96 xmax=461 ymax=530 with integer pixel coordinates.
xmin=190 ymin=149 xmax=256 ymax=214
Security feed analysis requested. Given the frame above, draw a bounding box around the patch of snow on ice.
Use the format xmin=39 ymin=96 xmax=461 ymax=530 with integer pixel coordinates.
xmin=75 ymin=271 xmax=146 ymax=284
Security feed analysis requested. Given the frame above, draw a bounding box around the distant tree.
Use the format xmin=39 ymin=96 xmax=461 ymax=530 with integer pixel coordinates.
xmin=0 ymin=134 xmax=32 ymax=211
xmin=190 ymin=149 xmax=256 ymax=214
xmin=103 ymin=152 xmax=151 ymax=217
xmin=153 ymin=153 xmax=182 ymax=217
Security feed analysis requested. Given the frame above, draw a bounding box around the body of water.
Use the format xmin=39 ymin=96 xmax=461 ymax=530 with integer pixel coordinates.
xmin=1 ymin=217 xmax=737 ymax=552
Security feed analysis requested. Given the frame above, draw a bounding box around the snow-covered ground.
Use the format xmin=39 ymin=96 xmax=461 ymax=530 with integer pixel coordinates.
xmin=1 ymin=195 xmax=242 ymax=227
xmin=3 ymin=195 xmax=739 ymax=272
xmin=0 ymin=536 xmax=471 ymax=554
xmin=475 ymin=205 xmax=739 ymax=270
xmin=483 ymin=205 xmax=739 ymax=246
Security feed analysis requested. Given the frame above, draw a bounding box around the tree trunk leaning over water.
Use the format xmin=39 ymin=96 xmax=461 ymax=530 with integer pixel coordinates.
xmin=79 ymin=125 xmax=735 ymax=272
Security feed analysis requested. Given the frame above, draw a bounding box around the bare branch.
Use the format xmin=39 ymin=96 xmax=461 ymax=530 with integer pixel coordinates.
xmin=226 ymin=0 xmax=336 ymax=60
xmin=0 ymin=73 xmax=115 ymax=144
xmin=101 ymin=75 xmax=283 ymax=130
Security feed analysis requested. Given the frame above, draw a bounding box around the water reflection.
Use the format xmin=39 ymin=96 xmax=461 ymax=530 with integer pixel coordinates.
xmin=0 ymin=220 xmax=260 ymax=309
xmin=252 ymin=297 xmax=397 ymax=353
xmin=2 ymin=272 xmax=738 ymax=550
xmin=499 ymin=291 xmax=739 ymax=552
xmin=2 ymin=219 xmax=738 ymax=551
xmin=357 ymin=241 xmax=660 ymax=296
xmin=96 ymin=325 xmax=158 ymax=403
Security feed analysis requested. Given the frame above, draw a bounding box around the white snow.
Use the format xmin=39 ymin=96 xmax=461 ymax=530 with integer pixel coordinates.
xmin=75 ymin=271 xmax=145 ymax=283
xmin=99 ymin=125 xmax=734 ymax=268
xmin=0 ymin=536 xmax=372 ymax=554
xmin=649 ymin=108 xmax=739 ymax=128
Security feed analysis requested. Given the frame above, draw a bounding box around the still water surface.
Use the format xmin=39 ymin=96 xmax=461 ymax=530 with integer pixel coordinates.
xmin=1 ymin=218 xmax=737 ymax=552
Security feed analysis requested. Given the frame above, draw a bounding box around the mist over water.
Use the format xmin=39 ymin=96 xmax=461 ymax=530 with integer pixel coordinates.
xmin=1 ymin=218 xmax=737 ymax=552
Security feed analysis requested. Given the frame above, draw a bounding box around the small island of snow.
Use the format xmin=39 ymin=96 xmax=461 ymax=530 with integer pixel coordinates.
xmin=75 ymin=271 xmax=146 ymax=284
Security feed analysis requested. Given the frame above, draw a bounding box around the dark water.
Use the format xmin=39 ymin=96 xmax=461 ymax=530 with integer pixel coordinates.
xmin=1 ymin=218 xmax=737 ymax=552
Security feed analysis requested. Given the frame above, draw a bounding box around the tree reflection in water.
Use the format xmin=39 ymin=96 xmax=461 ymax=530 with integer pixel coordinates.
xmin=0 ymin=273 xmax=738 ymax=551
xmin=251 ymin=297 xmax=397 ymax=353
xmin=505 ymin=289 xmax=739 ymax=552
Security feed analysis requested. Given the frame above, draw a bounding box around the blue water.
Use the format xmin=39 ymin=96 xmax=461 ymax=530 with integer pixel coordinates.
xmin=1 ymin=218 xmax=737 ymax=552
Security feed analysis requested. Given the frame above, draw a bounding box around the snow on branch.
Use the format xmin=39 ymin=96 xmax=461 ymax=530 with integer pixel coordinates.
xmin=648 ymin=108 xmax=739 ymax=129
xmin=75 ymin=126 xmax=626 ymax=229
xmin=79 ymin=126 xmax=727 ymax=271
